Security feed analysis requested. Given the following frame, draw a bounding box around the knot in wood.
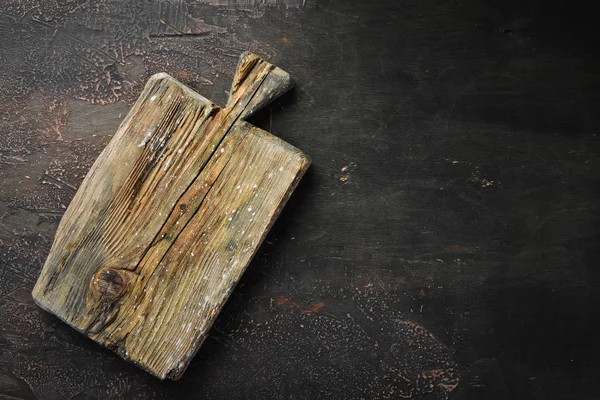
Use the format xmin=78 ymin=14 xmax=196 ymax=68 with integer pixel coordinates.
xmin=92 ymin=268 xmax=128 ymax=300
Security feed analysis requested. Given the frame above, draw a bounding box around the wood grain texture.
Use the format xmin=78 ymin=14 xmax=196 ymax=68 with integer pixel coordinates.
xmin=31 ymin=52 xmax=310 ymax=380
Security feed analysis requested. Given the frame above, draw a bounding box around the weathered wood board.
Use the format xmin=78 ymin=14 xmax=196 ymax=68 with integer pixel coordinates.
xmin=31 ymin=52 xmax=310 ymax=380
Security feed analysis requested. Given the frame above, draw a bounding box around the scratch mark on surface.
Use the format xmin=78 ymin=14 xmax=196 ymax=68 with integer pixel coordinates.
xmin=274 ymin=296 xmax=325 ymax=313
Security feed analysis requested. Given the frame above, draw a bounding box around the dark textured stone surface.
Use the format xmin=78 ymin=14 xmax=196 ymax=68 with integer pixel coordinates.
xmin=1 ymin=0 xmax=599 ymax=398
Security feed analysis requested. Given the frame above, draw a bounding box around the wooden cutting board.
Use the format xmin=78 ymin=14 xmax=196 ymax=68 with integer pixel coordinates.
xmin=32 ymin=52 xmax=310 ymax=380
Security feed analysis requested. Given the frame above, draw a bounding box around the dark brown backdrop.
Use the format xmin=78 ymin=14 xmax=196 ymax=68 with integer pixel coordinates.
xmin=1 ymin=0 xmax=599 ymax=399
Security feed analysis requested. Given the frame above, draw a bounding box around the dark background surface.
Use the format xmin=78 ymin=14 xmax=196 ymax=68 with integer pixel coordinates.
xmin=1 ymin=0 xmax=599 ymax=399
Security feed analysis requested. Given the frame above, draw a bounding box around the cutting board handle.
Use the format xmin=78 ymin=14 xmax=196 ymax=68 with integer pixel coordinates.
xmin=226 ymin=52 xmax=293 ymax=120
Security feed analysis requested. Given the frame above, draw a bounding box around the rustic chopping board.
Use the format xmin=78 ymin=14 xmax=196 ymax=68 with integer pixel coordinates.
xmin=31 ymin=52 xmax=310 ymax=380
